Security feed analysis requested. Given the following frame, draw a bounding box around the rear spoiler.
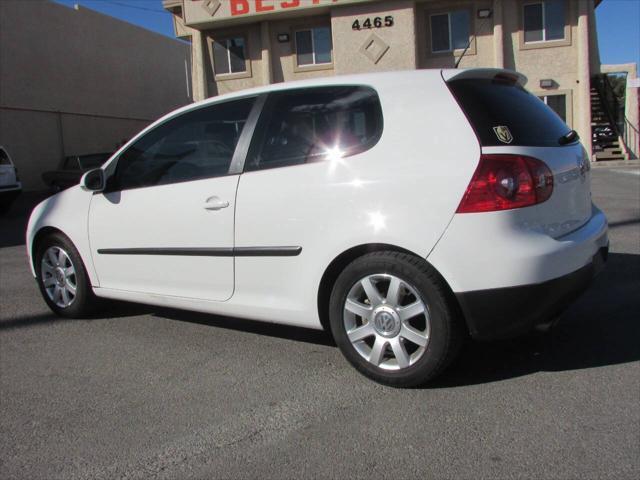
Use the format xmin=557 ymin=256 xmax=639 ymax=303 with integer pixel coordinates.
xmin=441 ymin=68 xmax=528 ymax=87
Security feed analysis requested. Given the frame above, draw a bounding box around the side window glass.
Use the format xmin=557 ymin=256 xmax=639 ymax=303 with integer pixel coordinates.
xmin=247 ymin=86 xmax=382 ymax=171
xmin=111 ymin=97 xmax=255 ymax=191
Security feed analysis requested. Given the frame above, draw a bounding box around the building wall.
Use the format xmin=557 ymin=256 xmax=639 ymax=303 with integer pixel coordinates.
xmin=270 ymin=16 xmax=336 ymax=83
xmin=503 ymin=0 xmax=578 ymax=128
xmin=0 ymin=110 xmax=147 ymax=194
xmin=417 ymin=0 xmax=495 ymax=69
xmin=333 ymin=0 xmax=418 ymax=74
xmin=204 ymin=23 xmax=266 ymax=95
xmin=0 ymin=0 xmax=192 ymax=190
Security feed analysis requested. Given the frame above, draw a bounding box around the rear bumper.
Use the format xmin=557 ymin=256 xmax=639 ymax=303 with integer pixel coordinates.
xmin=428 ymin=203 xmax=609 ymax=340
xmin=457 ymin=245 xmax=608 ymax=340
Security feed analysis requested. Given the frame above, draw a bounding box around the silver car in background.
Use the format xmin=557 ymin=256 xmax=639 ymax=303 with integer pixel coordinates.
xmin=0 ymin=146 xmax=21 ymax=213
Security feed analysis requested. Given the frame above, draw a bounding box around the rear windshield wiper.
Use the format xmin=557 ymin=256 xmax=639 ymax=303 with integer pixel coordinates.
xmin=559 ymin=130 xmax=579 ymax=145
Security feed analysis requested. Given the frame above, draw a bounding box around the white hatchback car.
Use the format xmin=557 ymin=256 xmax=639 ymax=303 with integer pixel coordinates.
xmin=0 ymin=146 xmax=22 ymax=213
xmin=27 ymin=69 xmax=608 ymax=386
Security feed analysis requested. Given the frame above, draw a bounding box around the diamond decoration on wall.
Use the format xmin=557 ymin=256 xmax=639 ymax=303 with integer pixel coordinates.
xmin=201 ymin=0 xmax=221 ymax=17
xmin=359 ymin=33 xmax=390 ymax=65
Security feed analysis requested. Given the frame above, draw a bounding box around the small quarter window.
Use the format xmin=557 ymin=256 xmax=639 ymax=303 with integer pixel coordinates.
xmin=212 ymin=37 xmax=247 ymax=75
xmin=430 ymin=10 xmax=470 ymax=53
xmin=524 ymin=0 xmax=565 ymax=43
xmin=295 ymin=26 xmax=333 ymax=66
xmin=111 ymin=97 xmax=255 ymax=191
xmin=246 ymin=86 xmax=383 ymax=171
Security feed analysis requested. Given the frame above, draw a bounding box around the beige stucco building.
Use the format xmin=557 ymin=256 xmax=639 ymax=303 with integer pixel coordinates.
xmin=164 ymin=0 xmax=639 ymax=161
xmin=0 ymin=0 xmax=192 ymax=190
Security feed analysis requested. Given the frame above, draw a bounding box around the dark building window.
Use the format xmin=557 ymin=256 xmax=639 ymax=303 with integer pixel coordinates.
xmin=430 ymin=10 xmax=470 ymax=52
xmin=524 ymin=0 xmax=565 ymax=43
xmin=295 ymin=26 xmax=332 ymax=66
xmin=212 ymin=37 xmax=247 ymax=75
xmin=539 ymin=94 xmax=567 ymax=122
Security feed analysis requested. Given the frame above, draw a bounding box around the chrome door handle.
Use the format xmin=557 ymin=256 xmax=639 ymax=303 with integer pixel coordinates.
xmin=203 ymin=196 xmax=229 ymax=211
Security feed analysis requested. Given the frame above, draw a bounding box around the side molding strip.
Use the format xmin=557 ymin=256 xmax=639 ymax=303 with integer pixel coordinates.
xmin=234 ymin=246 xmax=302 ymax=257
xmin=97 ymin=246 xmax=302 ymax=257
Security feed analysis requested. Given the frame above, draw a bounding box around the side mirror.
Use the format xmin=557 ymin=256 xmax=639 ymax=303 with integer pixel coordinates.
xmin=80 ymin=168 xmax=105 ymax=192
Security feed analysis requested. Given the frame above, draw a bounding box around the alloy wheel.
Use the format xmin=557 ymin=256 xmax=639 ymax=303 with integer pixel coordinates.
xmin=41 ymin=246 xmax=77 ymax=308
xmin=343 ymin=274 xmax=430 ymax=371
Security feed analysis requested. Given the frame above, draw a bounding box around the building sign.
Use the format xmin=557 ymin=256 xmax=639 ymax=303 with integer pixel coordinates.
xmin=351 ymin=16 xmax=394 ymax=30
xmin=184 ymin=0 xmax=374 ymax=26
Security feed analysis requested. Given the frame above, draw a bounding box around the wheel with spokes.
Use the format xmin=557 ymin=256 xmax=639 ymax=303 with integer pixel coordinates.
xmin=329 ymin=252 xmax=463 ymax=387
xmin=35 ymin=232 xmax=96 ymax=318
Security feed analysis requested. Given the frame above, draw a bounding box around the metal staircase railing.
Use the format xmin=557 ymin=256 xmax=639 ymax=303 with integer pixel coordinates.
xmin=622 ymin=116 xmax=639 ymax=159
xmin=591 ymin=74 xmax=629 ymax=161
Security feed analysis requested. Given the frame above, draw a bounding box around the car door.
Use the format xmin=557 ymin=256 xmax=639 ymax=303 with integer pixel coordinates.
xmin=88 ymin=96 xmax=260 ymax=301
xmin=232 ymin=86 xmax=385 ymax=324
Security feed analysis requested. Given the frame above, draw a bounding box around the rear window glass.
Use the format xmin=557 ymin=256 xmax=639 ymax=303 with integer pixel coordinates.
xmin=246 ymin=86 xmax=383 ymax=171
xmin=447 ymin=78 xmax=571 ymax=147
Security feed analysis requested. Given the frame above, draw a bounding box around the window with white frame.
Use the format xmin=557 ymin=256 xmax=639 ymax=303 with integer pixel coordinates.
xmin=430 ymin=10 xmax=471 ymax=53
xmin=539 ymin=94 xmax=567 ymax=122
xmin=524 ymin=0 xmax=565 ymax=43
xmin=212 ymin=36 xmax=247 ymax=75
xmin=295 ymin=26 xmax=332 ymax=67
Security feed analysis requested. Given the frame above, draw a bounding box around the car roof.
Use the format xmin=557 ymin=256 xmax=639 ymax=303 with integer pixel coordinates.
xmin=170 ymin=68 xmax=526 ymax=117
xmin=201 ymin=69 xmax=437 ymax=102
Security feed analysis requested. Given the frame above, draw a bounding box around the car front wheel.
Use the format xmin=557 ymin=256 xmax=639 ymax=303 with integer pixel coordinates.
xmin=35 ymin=232 xmax=97 ymax=318
xmin=329 ymin=252 xmax=464 ymax=387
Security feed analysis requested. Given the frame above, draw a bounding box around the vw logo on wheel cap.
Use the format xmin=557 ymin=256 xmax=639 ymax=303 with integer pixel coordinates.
xmin=373 ymin=308 xmax=401 ymax=338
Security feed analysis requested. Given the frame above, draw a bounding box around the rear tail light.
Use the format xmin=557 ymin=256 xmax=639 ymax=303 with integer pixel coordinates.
xmin=456 ymin=154 xmax=553 ymax=213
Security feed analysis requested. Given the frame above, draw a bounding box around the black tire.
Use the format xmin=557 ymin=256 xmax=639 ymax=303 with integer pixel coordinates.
xmin=329 ymin=251 xmax=464 ymax=387
xmin=35 ymin=232 xmax=97 ymax=318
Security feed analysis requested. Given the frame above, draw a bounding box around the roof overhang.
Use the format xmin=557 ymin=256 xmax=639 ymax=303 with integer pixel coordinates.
xmin=162 ymin=0 xmax=182 ymax=13
xmin=169 ymin=0 xmax=375 ymax=30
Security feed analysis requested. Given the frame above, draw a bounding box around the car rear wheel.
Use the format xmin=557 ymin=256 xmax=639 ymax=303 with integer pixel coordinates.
xmin=329 ymin=251 xmax=464 ymax=387
xmin=35 ymin=233 xmax=97 ymax=318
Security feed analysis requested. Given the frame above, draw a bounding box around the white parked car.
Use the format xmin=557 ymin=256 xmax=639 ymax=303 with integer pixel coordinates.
xmin=27 ymin=69 xmax=608 ymax=387
xmin=0 ymin=146 xmax=22 ymax=213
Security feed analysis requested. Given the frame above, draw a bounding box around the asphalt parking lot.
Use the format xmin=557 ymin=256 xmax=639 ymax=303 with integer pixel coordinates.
xmin=1 ymin=167 xmax=638 ymax=479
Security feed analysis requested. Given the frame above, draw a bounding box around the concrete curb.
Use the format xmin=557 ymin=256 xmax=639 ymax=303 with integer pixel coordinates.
xmin=591 ymin=160 xmax=640 ymax=168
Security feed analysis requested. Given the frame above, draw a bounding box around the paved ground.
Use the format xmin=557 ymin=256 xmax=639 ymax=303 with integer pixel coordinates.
xmin=1 ymin=168 xmax=638 ymax=479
